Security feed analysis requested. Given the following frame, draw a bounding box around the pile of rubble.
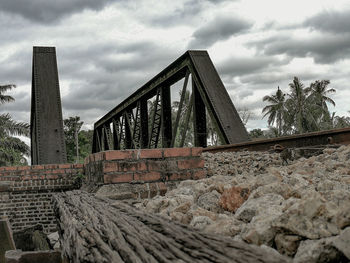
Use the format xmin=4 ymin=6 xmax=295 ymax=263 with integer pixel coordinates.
xmin=138 ymin=146 xmax=350 ymax=262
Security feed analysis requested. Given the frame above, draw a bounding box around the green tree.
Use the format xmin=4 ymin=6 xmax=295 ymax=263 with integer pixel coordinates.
xmin=286 ymin=77 xmax=311 ymax=133
xmin=249 ymin=128 xmax=265 ymax=139
xmin=79 ymin=129 xmax=93 ymax=158
xmin=265 ymin=126 xmax=279 ymax=138
xmin=0 ymin=85 xmax=29 ymax=166
xmin=262 ymin=86 xmax=287 ymax=136
xmin=306 ymin=80 xmax=335 ymax=129
xmin=64 ymin=116 xmax=90 ymax=163
xmin=262 ymin=77 xmax=337 ymax=135
xmin=331 ymin=111 xmax=350 ymax=129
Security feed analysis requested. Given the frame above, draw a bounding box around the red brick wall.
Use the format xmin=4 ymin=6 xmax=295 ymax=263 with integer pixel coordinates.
xmin=0 ymin=148 xmax=206 ymax=233
xmin=0 ymin=164 xmax=83 ymax=234
xmin=85 ymin=148 xmax=206 ymax=185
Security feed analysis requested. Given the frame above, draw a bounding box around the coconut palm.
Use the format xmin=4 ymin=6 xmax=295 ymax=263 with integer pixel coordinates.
xmin=286 ymin=77 xmax=321 ymax=133
xmin=0 ymin=85 xmax=29 ymax=166
xmin=262 ymin=86 xmax=287 ymax=136
xmin=306 ymin=80 xmax=335 ymax=129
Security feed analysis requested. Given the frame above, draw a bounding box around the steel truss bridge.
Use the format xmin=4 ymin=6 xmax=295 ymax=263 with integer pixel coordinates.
xmin=92 ymin=50 xmax=249 ymax=153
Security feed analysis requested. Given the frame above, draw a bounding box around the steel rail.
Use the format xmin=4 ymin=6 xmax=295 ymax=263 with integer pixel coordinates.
xmin=203 ymin=127 xmax=350 ymax=153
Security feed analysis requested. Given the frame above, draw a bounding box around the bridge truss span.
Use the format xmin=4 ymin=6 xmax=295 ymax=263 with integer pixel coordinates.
xmin=92 ymin=50 xmax=249 ymax=153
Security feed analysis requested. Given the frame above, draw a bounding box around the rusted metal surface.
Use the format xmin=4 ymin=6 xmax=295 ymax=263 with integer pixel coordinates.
xmin=203 ymin=127 xmax=350 ymax=153
xmin=30 ymin=47 xmax=67 ymax=164
xmin=92 ymin=50 xmax=249 ymax=153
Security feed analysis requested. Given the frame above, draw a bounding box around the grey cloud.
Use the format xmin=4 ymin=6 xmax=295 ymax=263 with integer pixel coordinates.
xmin=0 ymin=91 xmax=30 ymax=112
xmin=0 ymin=50 xmax=32 ymax=84
xmin=217 ymin=55 xmax=291 ymax=77
xmin=188 ymin=16 xmax=253 ymax=48
xmin=240 ymin=71 xmax=319 ymax=86
xmin=234 ymin=89 xmax=254 ymax=101
xmin=145 ymin=0 xmax=235 ymax=28
xmin=0 ymin=0 xmax=115 ymax=23
xmin=304 ymin=10 xmax=350 ymax=34
xmin=249 ymin=34 xmax=350 ymax=64
xmin=58 ymin=41 xmax=181 ymax=124
xmin=147 ymin=0 xmax=203 ymax=27
xmin=206 ymin=0 xmax=231 ymax=2
xmin=1 ymin=39 xmax=181 ymax=127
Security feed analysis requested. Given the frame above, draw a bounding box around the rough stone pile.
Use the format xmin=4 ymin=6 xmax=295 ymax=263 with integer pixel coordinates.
xmin=204 ymin=150 xmax=283 ymax=177
xmin=138 ymin=146 xmax=350 ymax=262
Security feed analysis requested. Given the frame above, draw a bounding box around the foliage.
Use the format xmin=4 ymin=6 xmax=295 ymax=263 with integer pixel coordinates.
xmin=63 ymin=116 xmax=92 ymax=163
xmin=0 ymin=85 xmax=30 ymax=166
xmin=262 ymin=77 xmax=346 ymax=137
xmin=262 ymin=86 xmax=287 ymax=136
xmin=249 ymin=128 xmax=264 ymax=139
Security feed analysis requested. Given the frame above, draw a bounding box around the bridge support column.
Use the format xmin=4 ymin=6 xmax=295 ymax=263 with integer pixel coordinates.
xmin=161 ymin=85 xmax=172 ymax=148
xmin=193 ymin=79 xmax=207 ymax=147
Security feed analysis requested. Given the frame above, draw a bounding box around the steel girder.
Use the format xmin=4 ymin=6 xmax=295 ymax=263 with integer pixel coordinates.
xmin=30 ymin=47 xmax=67 ymax=164
xmin=92 ymin=50 xmax=249 ymax=153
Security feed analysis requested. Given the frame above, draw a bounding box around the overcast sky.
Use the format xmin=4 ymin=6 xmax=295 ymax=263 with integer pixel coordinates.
xmin=1 ymin=0 xmax=350 ymax=131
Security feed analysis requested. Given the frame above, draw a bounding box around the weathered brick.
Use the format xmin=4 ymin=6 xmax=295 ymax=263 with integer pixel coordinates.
xmin=113 ymin=161 xmax=148 ymax=172
xmin=177 ymin=158 xmax=205 ymax=170
xmin=73 ymin=164 xmax=84 ymax=169
xmin=31 ymin=165 xmax=44 ymax=170
xmin=191 ymin=147 xmax=203 ymax=156
xmin=46 ymin=175 xmax=59 ymax=180
xmin=104 ymin=150 xmax=134 ymax=161
xmin=192 ymin=169 xmax=206 ymax=180
xmin=163 ymin=148 xmax=191 ymax=158
xmin=52 ymin=169 xmax=65 ymax=174
xmin=58 ymin=164 xmax=71 ymax=169
xmin=104 ymin=173 xmax=133 ymax=184
xmin=138 ymin=149 xmax=163 ymax=159
xmin=103 ymin=162 xmax=119 ymax=173
xmin=147 ymin=160 xmax=167 ymax=171
xmin=134 ymin=171 xmax=162 ymax=182
xmin=17 ymin=166 xmax=31 ymax=171
xmin=167 ymin=172 xmax=192 ymax=181
xmin=3 ymin=166 xmax=17 ymax=171
xmin=44 ymin=164 xmax=59 ymax=169
xmin=94 ymin=152 xmax=105 ymax=161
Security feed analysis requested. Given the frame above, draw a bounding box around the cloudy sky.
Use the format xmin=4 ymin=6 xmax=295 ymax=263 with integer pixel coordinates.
xmin=1 ymin=0 xmax=350 ymax=132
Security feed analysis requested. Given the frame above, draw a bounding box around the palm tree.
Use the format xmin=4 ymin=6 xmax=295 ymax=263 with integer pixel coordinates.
xmin=262 ymin=86 xmax=287 ymax=136
xmin=286 ymin=77 xmax=320 ymax=133
xmin=0 ymin=85 xmax=29 ymax=166
xmin=0 ymin=85 xmax=15 ymax=104
xmin=306 ymin=80 xmax=335 ymax=129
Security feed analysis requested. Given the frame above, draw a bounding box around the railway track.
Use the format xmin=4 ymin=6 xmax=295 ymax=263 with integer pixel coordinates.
xmin=203 ymin=127 xmax=350 ymax=153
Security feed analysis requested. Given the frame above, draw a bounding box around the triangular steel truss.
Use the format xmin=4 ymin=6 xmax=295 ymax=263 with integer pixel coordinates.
xmin=92 ymin=50 xmax=249 ymax=152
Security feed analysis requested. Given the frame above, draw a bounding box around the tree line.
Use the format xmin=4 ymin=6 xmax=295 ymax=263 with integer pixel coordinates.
xmin=249 ymin=77 xmax=350 ymax=139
